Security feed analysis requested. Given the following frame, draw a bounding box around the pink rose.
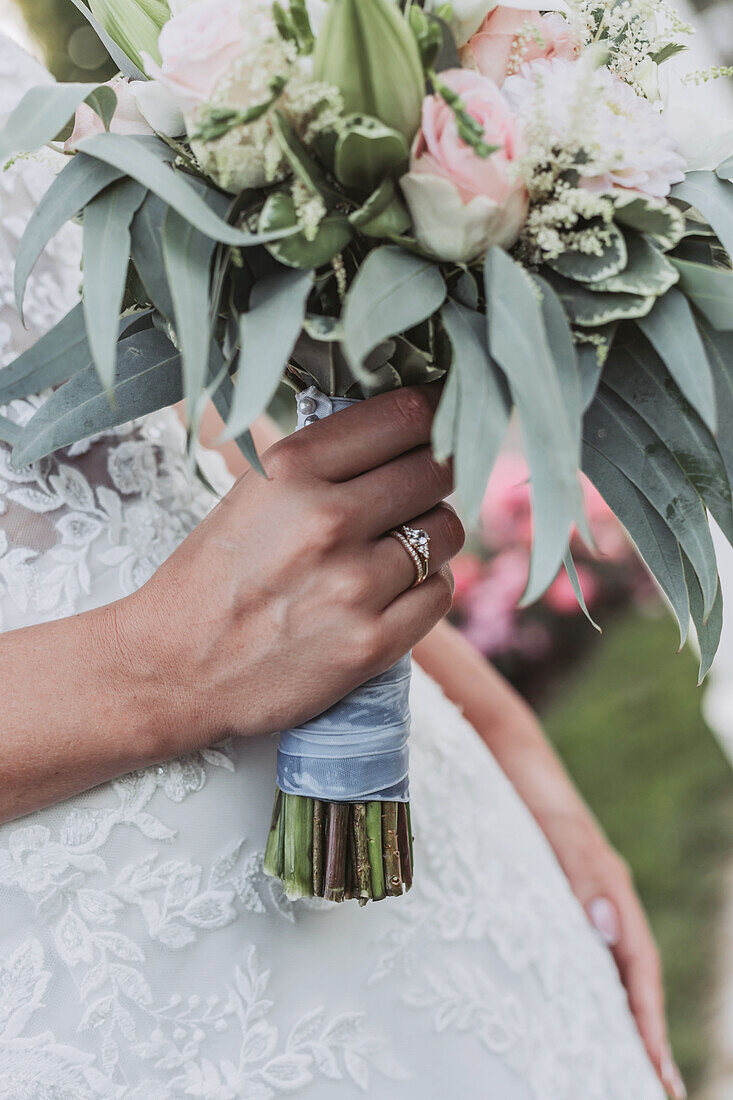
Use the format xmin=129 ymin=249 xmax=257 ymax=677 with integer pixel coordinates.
xmin=400 ymin=69 xmax=527 ymax=263
xmin=461 ymin=8 xmax=580 ymax=86
xmin=64 ymin=79 xmax=154 ymax=152
xmin=143 ymin=0 xmax=249 ymax=113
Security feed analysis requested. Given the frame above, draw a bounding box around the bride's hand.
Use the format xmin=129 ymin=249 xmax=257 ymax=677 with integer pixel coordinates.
xmin=115 ymin=384 xmax=464 ymax=753
xmin=414 ymin=621 xmax=685 ymax=1100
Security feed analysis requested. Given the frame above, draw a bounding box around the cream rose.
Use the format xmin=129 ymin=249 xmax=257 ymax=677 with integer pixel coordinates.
xmin=460 ymin=7 xmax=580 ymax=85
xmin=400 ymin=69 xmax=527 ymax=263
xmin=64 ymin=78 xmax=154 ymax=152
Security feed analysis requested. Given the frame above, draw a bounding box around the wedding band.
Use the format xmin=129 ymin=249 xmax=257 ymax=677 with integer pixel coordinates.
xmin=387 ymin=525 xmax=431 ymax=587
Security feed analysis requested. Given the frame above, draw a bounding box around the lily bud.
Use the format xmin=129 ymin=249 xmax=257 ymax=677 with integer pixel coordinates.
xmin=89 ymin=0 xmax=170 ymax=71
xmin=313 ymin=0 xmax=425 ymax=143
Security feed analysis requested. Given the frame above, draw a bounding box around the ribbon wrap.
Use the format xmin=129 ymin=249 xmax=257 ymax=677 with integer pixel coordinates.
xmin=276 ymin=387 xmax=411 ymax=802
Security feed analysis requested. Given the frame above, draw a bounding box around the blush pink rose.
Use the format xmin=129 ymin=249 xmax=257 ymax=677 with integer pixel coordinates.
xmin=64 ymin=79 xmax=154 ymax=152
xmin=461 ymin=8 xmax=581 ymax=86
xmin=143 ymin=0 xmax=249 ymax=112
xmin=400 ymin=69 xmax=527 ymax=262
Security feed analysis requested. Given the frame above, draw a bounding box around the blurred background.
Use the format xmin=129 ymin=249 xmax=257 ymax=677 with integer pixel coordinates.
xmin=2 ymin=1 xmax=733 ymax=1095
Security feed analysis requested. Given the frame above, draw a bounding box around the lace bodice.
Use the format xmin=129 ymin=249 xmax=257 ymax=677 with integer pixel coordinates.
xmin=0 ymin=35 xmax=665 ymax=1100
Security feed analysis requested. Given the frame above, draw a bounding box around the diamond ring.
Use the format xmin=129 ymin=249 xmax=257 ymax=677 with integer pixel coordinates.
xmin=387 ymin=525 xmax=431 ymax=587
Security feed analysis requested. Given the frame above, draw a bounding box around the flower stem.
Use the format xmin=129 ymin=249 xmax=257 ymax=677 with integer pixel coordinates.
xmin=263 ymin=789 xmax=284 ymax=878
xmin=312 ymin=799 xmax=325 ymax=896
xmin=397 ymin=801 xmax=413 ymax=891
xmin=283 ymin=793 xmax=314 ymax=900
xmin=382 ymin=802 xmax=403 ymax=896
xmin=365 ymin=801 xmax=386 ymax=900
xmin=324 ymin=802 xmax=349 ymax=903
xmin=352 ymin=802 xmax=372 ymax=905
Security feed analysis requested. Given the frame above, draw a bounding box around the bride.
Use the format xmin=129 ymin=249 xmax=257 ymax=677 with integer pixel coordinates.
xmin=0 ymin=32 xmax=682 ymax=1100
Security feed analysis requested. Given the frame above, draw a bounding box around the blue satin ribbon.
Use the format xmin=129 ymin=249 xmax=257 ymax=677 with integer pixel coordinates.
xmin=275 ymin=387 xmax=411 ymax=803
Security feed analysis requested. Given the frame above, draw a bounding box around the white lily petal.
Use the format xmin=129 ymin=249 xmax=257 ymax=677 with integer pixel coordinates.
xmin=131 ymin=79 xmax=186 ymax=137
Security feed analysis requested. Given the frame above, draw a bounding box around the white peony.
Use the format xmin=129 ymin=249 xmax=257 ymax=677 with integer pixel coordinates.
xmin=504 ymin=57 xmax=686 ymax=198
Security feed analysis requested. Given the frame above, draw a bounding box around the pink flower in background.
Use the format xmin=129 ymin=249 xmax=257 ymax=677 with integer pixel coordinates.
xmin=480 ymin=453 xmax=532 ymax=546
xmin=400 ymin=68 xmax=528 ymax=262
xmin=64 ymin=78 xmax=154 ymax=152
xmin=452 ymin=553 xmax=484 ymax=602
xmin=460 ymin=8 xmax=581 ymax=86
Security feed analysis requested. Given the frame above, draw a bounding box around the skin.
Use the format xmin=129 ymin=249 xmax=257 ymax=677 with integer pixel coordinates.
xmin=0 ymin=385 xmax=682 ymax=1096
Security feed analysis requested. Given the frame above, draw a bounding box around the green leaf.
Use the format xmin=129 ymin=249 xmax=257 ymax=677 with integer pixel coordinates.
xmin=440 ymin=300 xmax=510 ymax=524
xmin=15 ymin=153 xmax=126 ymax=319
xmin=0 ymin=415 xmax=20 ymax=447
xmin=670 ymin=256 xmax=733 ymax=330
xmin=342 ymin=245 xmax=446 ymax=381
xmin=546 ymin=222 xmax=627 ymax=285
xmin=672 ymin=172 xmax=733 ymax=263
xmin=67 ymin=0 xmax=147 ymax=80
xmin=130 ymin=193 xmax=175 ymax=319
xmin=162 ymin=208 xmax=218 ymax=422
xmin=206 ymin=346 xmax=264 ymax=475
xmin=431 ymin=354 xmax=459 ymax=463
xmin=636 ymin=287 xmax=717 ymax=431
xmin=682 ymin=551 xmax=722 ymax=681
xmin=11 ymin=329 xmax=183 ymax=468
xmin=259 ymin=193 xmax=353 ymax=269
xmin=223 ymin=268 xmax=314 ymax=440
xmin=531 ymin=274 xmax=581 ymax=428
xmin=77 ymin=133 xmax=299 ymax=247
xmin=612 ymin=192 xmax=685 ymax=250
xmin=0 ymin=306 xmax=150 ymax=405
xmin=582 ymin=442 xmax=690 ymax=644
xmin=334 ymin=114 xmax=409 ymax=192
xmin=546 ymin=271 xmax=654 ymax=327
xmin=583 ymin=386 xmax=719 ymax=617
xmin=0 ymin=83 xmax=104 ymax=162
xmin=82 ymin=179 xmax=147 ymax=388
xmin=651 ymin=42 xmax=688 ymax=64
xmin=485 ymin=248 xmax=582 ymax=602
xmin=591 ymin=232 xmax=679 ymax=296
xmin=604 ymin=341 xmax=733 ymax=543
xmin=697 ymin=317 xmax=733 ymax=493
xmin=349 ymin=179 xmax=411 ymax=238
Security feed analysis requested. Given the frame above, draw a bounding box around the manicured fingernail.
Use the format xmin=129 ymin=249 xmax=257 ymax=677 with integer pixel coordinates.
xmin=660 ymin=1049 xmax=687 ymax=1100
xmin=587 ymin=896 xmax=620 ymax=946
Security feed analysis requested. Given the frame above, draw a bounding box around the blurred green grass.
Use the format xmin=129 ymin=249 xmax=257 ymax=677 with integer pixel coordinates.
xmin=543 ymin=611 xmax=733 ymax=1090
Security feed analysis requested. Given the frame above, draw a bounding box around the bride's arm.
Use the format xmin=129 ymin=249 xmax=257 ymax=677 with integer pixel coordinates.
xmin=413 ymin=620 xmax=684 ymax=1100
xmin=0 ymin=386 xmax=463 ymax=823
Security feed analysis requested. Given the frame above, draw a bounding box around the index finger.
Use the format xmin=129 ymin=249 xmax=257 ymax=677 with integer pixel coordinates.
xmin=285 ymin=384 xmax=442 ymax=481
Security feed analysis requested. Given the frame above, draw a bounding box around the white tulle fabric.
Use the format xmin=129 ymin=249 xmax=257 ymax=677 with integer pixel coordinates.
xmin=0 ymin=36 xmax=665 ymax=1100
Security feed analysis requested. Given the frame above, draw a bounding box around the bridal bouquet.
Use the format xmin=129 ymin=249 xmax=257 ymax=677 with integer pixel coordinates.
xmin=2 ymin=0 xmax=733 ymax=904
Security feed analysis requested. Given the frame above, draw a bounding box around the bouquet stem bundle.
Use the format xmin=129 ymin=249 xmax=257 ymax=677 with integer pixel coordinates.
xmin=264 ymin=791 xmax=413 ymax=903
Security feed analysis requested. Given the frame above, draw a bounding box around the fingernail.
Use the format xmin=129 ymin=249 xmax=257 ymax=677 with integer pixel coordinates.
xmin=587 ymin=896 xmax=620 ymax=947
xmin=660 ymin=1048 xmax=687 ymax=1100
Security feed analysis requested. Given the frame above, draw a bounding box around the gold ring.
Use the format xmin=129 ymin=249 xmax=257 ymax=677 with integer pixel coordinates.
xmin=387 ymin=525 xmax=431 ymax=587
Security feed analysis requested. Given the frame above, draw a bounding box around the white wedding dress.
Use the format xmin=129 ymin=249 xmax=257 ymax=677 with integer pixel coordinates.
xmin=0 ymin=38 xmax=665 ymax=1100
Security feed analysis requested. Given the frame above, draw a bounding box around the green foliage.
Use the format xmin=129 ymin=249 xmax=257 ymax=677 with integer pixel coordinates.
xmin=544 ymin=613 xmax=733 ymax=1089
xmin=14 ymin=0 xmax=114 ymax=83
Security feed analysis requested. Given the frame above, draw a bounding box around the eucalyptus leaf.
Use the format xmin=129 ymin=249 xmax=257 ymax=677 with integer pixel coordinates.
xmin=670 ymin=256 xmax=733 ymax=330
xmin=162 ymin=208 xmax=218 ymax=422
xmin=441 ymin=300 xmax=510 ymax=524
xmin=682 ymin=551 xmax=722 ymax=681
xmin=673 ymin=171 xmax=733 ymax=262
xmin=583 ymin=385 xmax=719 ymax=617
xmin=582 ymin=442 xmax=689 ymax=644
xmin=697 ymin=318 xmax=733 ymax=489
xmin=0 ymin=82 xmax=103 ymax=162
xmin=342 ymin=245 xmax=446 ymax=381
xmin=82 ymin=178 xmax=147 ymax=388
xmin=604 ymin=342 xmax=733 ymax=543
xmin=272 ymin=111 xmax=340 ymax=206
xmin=431 ymin=353 xmax=459 ymax=463
xmin=11 ymin=329 xmax=183 ymax=468
xmin=563 ymin=550 xmax=601 ymax=631
xmin=67 ymin=0 xmax=147 ymax=80
xmin=636 ymin=286 xmax=717 ymax=430
xmin=223 ymin=268 xmax=314 ymax=440
xmin=207 ymin=348 xmax=264 ymax=475
xmin=78 ymin=133 xmax=298 ymax=246
xmin=0 ymin=415 xmax=20 ymax=447
xmin=349 ymin=179 xmax=411 ymax=238
xmin=15 ymin=153 xmax=125 ymax=318
xmin=130 ymin=193 xmax=175 ymax=319
xmin=485 ymin=248 xmax=582 ymax=602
